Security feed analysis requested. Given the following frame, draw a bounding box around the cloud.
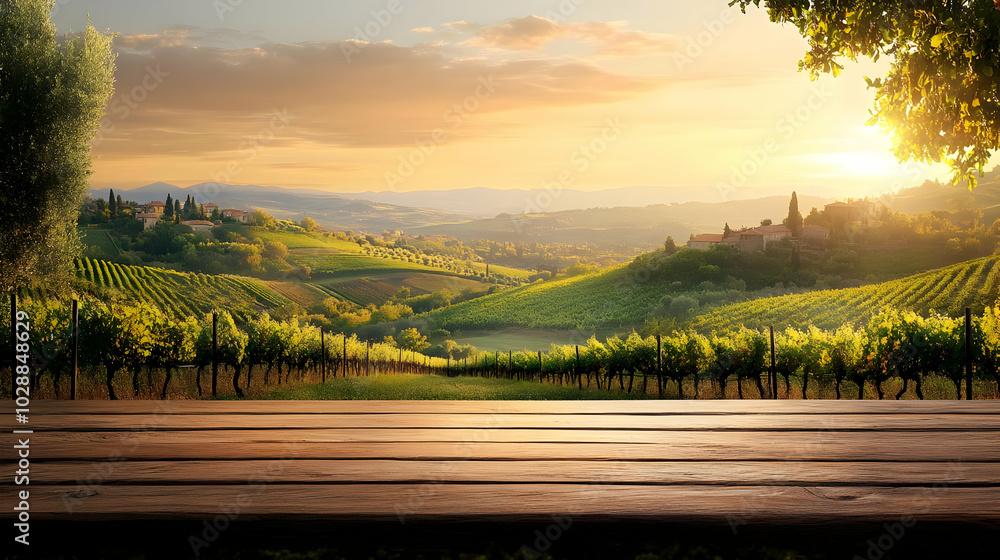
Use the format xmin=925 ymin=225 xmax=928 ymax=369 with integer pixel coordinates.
xmin=95 ymin=31 xmax=669 ymax=162
xmin=460 ymin=16 xmax=679 ymax=56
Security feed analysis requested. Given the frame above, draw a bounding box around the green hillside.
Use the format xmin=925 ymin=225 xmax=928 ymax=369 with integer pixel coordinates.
xmin=425 ymin=264 xmax=664 ymax=330
xmin=424 ymin=255 xmax=1000 ymax=334
xmin=688 ymin=255 xmax=1000 ymax=332
xmin=73 ymin=257 xmax=290 ymax=319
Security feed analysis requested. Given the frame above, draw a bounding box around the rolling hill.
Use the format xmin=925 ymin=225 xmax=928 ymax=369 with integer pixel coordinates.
xmin=688 ymin=255 xmax=1000 ymax=332
xmin=422 ymin=255 xmax=1000 ymax=334
xmin=71 ymin=257 xmax=290 ymax=320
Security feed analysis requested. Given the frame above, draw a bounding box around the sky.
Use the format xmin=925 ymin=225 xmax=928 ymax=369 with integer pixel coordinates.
xmin=50 ymin=0 xmax=984 ymax=201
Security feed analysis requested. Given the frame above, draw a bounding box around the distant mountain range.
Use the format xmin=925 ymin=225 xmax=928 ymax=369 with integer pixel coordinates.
xmin=881 ymin=166 xmax=1000 ymax=223
xmin=87 ymin=182 xmax=474 ymax=231
xmin=90 ymin=172 xmax=1000 ymax=249
xmin=409 ymin=195 xmax=835 ymax=247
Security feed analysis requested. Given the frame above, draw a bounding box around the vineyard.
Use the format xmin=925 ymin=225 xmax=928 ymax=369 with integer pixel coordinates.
xmin=72 ymin=257 xmax=289 ymax=320
xmin=5 ymin=297 xmax=450 ymax=401
xmin=690 ymin=255 xmax=1000 ymax=332
xmin=6 ymin=292 xmax=1000 ymax=400
xmin=427 ymin=264 xmax=664 ymax=330
xmin=426 ymin=256 xmax=1000 ymax=332
xmin=448 ymin=307 xmax=1000 ymax=400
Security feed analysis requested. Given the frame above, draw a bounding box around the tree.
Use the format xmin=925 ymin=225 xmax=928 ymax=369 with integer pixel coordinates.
xmin=784 ymin=191 xmax=803 ymax=236
xmin=249 ymin=209 xmax=277 ymax=229
xmin=116 ymin=194 xmax=124 ymax=216
xmin=663 ymin=236 xmax=678 ymax=254
xmin=732 ymin=0 xmax=1000 ymax=187
xmin=174 ymin=199 xmax=181 ymax=222
xmin=724 ymin=223 xmax=733 ymax=237
xmin=164 ymin=193 xmax=174 ymax=218
xmin=301 ymin=216 xmax=318 ymax=232
xmin=398 ymin=328 xmax=430 ymax=352
xmin=760 ymin=218 xmax=773 ymax=227
xmin=109 ymin=189 xmax=117 ymax=217
xmin=0 ymin=0 xmax=116 ymax=291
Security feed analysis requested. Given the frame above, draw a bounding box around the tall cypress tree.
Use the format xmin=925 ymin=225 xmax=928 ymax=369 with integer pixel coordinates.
xmin=109 ymin=188 xmax=116 ymax=217
xmin=786 ymin=191 xmax=803 ymax=236
xmin=164 ymin=193 xmax=173 ymax=217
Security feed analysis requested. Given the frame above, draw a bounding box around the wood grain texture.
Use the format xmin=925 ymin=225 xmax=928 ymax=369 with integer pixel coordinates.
xmin=7 ymin=484 xmax=999 ymax=523
xmin=29 ymin=460 xmax=999 ymax=486
xmin=14 ymin=432 xmax=1000 ymax=461
xmin=23 ymin=413 xmax=1000 ymax=431
xmin=3 ymin=399 xmax=997 ymax=529
xmin=20 ymin=400 xmax=1000 ymax=415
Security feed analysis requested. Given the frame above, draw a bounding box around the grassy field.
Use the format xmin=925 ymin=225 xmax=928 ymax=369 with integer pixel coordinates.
xmin=264 ymin=373 xmax=653 ymax=400
xmin=424 ymin=264 xmax=665 ymax=330
xmin=234 ymin=226 xmax=362 ymax=251
xmin=79 ymin=227 xmax=121 ymax=259
xmin=449 ymin=328 xmax=620 ymax=352
xmin=689 ymin=255 xmax=1000 ymax=332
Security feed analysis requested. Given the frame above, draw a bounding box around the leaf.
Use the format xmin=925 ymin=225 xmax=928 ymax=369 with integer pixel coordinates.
xmin=930 ymin=32 xmax=949 ymax=49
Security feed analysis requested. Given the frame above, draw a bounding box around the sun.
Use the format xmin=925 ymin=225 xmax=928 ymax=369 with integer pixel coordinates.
xmin=835 ymin=151 xmax=894 ymax=176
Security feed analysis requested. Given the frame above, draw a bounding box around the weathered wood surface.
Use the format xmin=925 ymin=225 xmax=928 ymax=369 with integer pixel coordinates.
xmin=3 ymin=400 xmax=999 ymax=527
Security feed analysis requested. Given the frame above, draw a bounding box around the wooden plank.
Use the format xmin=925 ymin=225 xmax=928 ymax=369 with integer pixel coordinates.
xmin=25 ymin=426 xmax=1000 ymax=448
xmin=22 ymin=400 xmax=1000 ymax=415
xmin=7 ymin=484 xmax=1000 ymax=523
xmin=29 ymin=460 xmax=999 ymax=486
xmin=13 ymin=432 xmax=999 ymax=461
xmin=26 ymin=413 xmax=1000 ymax=431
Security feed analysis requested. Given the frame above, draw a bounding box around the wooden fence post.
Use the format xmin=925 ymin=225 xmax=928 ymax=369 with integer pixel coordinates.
xmin=211 ymin=311 xmax=218 ymax=397
xmin=321 ymin=330 xmax=326 ymax=383
xmin=10 ymin=291 xmax=16 ymax=400
xmin=343 ymin=334 xmax=347 ymax=379
xmin=656 ymin=334 xmax=663 ymax=398
xmin=576 ymin=345 xmax=581 ymax=390
xmin=365 ymin=342 xmax=370 ymax=376
xmin=966 ymin=308 xmax=973 ymax=401
xmin=538 ymin=351 xmax=543 ymax=383
xmin=769 ymin=325 xmax=777 ymax=400
xmin=71 ymin=300 xmax=79 ymax=400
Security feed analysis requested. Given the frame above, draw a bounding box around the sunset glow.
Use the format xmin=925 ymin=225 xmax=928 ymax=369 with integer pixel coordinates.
xmin=51 ymin=0 xmax=977 ymax=200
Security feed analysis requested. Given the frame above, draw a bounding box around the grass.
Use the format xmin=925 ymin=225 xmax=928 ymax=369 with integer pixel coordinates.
xmin=79 ymin=227 xmax=121 ymax=259
xmin=263 ymin=373 xmax=654 ymax=400
xmin=235 ymin=226 xmax=362 ymax=251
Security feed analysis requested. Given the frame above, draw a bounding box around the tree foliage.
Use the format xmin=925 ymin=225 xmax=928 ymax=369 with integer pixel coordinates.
xmin=0 ymin=0 xmax=116 ymax=291
xmin=732 ymin=0 xmax=1000 ymax=187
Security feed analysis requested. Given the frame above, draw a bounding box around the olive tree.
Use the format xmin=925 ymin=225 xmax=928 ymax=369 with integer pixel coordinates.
xmin=0 ymin=0 xmax=116 ymax=290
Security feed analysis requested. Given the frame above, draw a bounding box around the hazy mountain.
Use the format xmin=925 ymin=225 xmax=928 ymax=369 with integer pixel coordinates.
xmin=352 ymin=185 xmax=840 ymax=217
xmin=89 ymin=183 xmax=838 ymax=247
xmin=88 ymin=183 xmax=475 ymax=231
xmin=881 ymin=166 xmax=1000 ymax=223
xmin=410 ymin=195 xmax=835 ymax=248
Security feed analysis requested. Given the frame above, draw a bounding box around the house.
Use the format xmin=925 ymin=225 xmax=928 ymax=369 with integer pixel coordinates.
xmin=136 ymin=212 xmax=161 ymax=230
xmin=688 ymin=233 xmax=724 ymax=250
xmin=141 ymin=201 xmax=166 ymax=215
xmin=737 ymin=224 xmax=792 ymax=252
xmin=824 ymin=200 xmax=874 ymax=226
xmin=200 ymin=202 xmax=220 ymax=216
xmin=802 ymin=224 xmax=831 ymax=243
xmin=181 ymin=220 xmax=217 ymax=236
xmin=222 ymin=209 xmax=250 ymax=223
